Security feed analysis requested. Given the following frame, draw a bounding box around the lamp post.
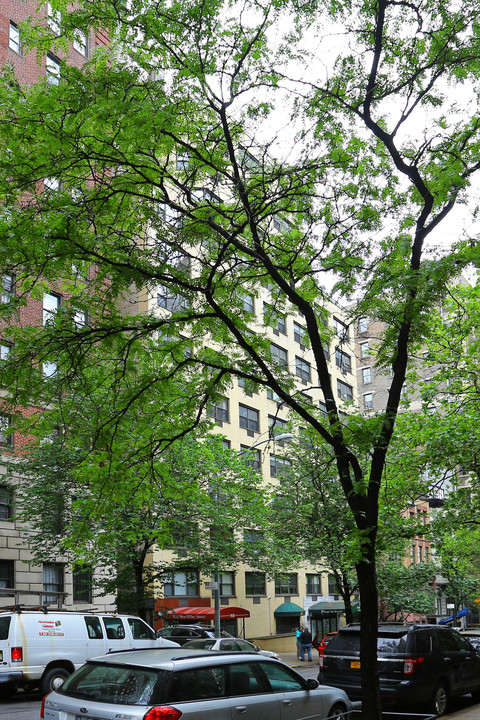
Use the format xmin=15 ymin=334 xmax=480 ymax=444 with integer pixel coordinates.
xmin=211 ymin=432 xmax=294 ymax=638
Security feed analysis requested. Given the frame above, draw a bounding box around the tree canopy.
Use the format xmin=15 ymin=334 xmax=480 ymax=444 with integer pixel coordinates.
xmin=1 ymin=0 xmax=480 ymax=714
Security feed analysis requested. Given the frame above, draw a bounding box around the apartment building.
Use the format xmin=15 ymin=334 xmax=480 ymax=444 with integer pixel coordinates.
xmin=0 ymin=2 xmax=114 ymax=611
xmin=146 ymin=274 xmax=360 ymax=638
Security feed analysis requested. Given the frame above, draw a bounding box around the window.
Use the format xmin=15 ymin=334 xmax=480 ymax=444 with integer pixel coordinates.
xmin=319 ymin=400 xmax=327 ymax=416
xmin=239 ymin=404 xmax=259 ymax=434
xmin=240 ymin=446 xmax=261 ymax=470
xmin=364 ymin=392 xmax=373 ymax=410
xmin=295 ymin=356 xmax=311 ymax=383
xmin=9 ymin=22 xmax=21 ymax=54
xmin=47 ymin=2 xmax=62 ymax=34
xmin=176 ymin=150 xmax=190 ymax=170
xmin=73 ymin=566 xmax=92 ymax=603
xmin=362 ymin=367 xmax=372 ymax=384
xmin=74 ymin=309 xmax=87 ymax=328
xmin=168 ymin=521 xmax=198 ymax=549
xmin=275 ymin=573 xmax=298 ymax=595
xmin=43 ymin=292 xmax=60 ymax=325
xmin=0 ymin=560 xmax=14 ymax=589
xmin=157 ymin=288 xmax=189 ymax=312
xmin=43 ymin=563 xmax=64 ymax=603
xmin=306 ymin=573 xmax=322 ymax=595
xmin=335 ymin=348 xmax=351 ymax=374
xmin=270 ymin=454 xmax=292 ymax=477
xmin=1 ymin=274 xmax=14 ymax=303
xmin=238 ymin=376 xmax=252 ymax=397
xmin=337 ymin=379 xmax=353 ymax=402
xmin=163 ymin=570 xmax=199 ymax=597
xmin=358 ymin=317 xmax=368 ymax=333
xmin=103 ymin=616 xmax=125 ymax=639
xmin=220 ymin=571 xmax=235 ymax=597
xmin=128 ymin=617 xmax=155 ymax=640
xmin=270 ymin=343 xmax=288 ymax=368
xmin=0 ymin=414 xmax=12 ymax=448
xmin=328 ymin=574 xmax=340 ymax=596
xmin=267 ymin=387 xmax=283 ymax=404
xmin=46 ymin=54 xmax=61 ymax=85
xmin=73 ymin=29 xmax=89 ymax=56
xmin=333 ymin=317 xmax=349 ymax=341
xmin=207 ymin=397 xmax=229 ymax=424
xmin=273 ymin=215 xmax=291 ymax=233
xmin=263 ymin=303 xmax=286 ymax=335
xmin=244 ymin=530 xmax=264 ymax=555
xmin=360 ymin=341 xmax=370 ymax=358
xmin=0 ymin=343 xmax=11 ymax=361
xmin=245 ymin=571 xmax=266 ymax=596
xmin=0 ymin=486 xmax=13 ymax=520
xmin=293 ymin=321 xmax=306 ymax=347
xmin=268 ymin=415 xmax=288 ymax=439
xmin=241 ymin=293 xmax=254 ymax=313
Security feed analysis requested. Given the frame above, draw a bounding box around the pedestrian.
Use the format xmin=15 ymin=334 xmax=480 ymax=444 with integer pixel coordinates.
xmin=296 ymin=625 xmax=303 ymax=659
xmin=299 ymin=626 xmax=313 ymax=661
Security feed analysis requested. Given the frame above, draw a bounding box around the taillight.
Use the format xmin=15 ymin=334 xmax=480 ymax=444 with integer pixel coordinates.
xmin=403 ymin=657 xmax=424 ymax=675
xmin=11 ymin=647 xmax=23 ymax=662
xmin=143 ymin=707 xmax=183 ymax=720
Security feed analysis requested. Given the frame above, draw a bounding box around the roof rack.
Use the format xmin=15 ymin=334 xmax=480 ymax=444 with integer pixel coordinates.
xmin=0 ymin=587 xmax=68 ymax=611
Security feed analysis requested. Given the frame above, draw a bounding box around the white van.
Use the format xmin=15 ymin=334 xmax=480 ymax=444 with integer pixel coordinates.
xmin=0 ymin=610 xmax=179 ymax=695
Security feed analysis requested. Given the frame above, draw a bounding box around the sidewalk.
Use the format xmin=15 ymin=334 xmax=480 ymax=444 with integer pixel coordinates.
xmin=278 ymin=652 xmax=480 ymax=719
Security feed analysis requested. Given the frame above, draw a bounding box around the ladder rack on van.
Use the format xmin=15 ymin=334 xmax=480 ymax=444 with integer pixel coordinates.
xmin=0 ymin=587 xmax=68 ymax=611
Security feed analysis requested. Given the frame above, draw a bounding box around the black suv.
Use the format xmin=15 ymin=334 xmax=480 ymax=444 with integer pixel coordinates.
xmin=156 ymin=625 xmax=232 ymax=646
xmin=318 ymin=623 xmax=480 ymax=715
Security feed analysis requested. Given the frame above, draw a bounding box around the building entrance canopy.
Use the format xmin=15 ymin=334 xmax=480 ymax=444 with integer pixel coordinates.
xmin=166 ymin=606 xmax=250 ymax=621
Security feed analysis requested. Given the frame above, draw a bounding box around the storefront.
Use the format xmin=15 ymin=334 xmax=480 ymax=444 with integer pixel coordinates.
xmin=273 ymin=602 xmax=305 ymax=634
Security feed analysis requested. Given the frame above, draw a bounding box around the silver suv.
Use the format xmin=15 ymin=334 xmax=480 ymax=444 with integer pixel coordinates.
xmin=40 ymin=647 xmax=352 ymax=720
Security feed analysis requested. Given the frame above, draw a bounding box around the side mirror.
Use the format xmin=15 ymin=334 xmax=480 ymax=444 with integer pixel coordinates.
xmin=306 ymin=678 xmax=319 ymax=690
xmin=254 ymin=645 xmax=261 ymax=652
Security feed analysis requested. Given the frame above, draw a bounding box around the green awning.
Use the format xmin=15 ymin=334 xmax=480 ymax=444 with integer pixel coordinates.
xmin=274 ymin=602 xmax=305 ymax=617
xmin=309 ymin=601 xmax=345 ymax=613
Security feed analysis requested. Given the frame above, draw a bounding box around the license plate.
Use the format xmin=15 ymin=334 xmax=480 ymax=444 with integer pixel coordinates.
xmin=351 ymin=660 xmax=361 ymax=669
xmin=75 ymin=716 xmax=91 ymax=720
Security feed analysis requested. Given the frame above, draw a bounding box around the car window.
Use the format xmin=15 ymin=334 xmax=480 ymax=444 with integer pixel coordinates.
xmin=171 ymin=628 xmax=189 ymax=637
xmin=228 ymin=662 xmax=268 ymax=695
xmin=437 ymin=631 xmax=464 ymax=652
xmin=84 ymin=617 xmax=103 ymax=639
xmin=377 ymin=634 xmax=409 ymax=654
xmin=414 ymin=632 xmax=431 ymax=653
xmin=328 ymin=633 xmax=360 ymax=652
xmin=236 ymin=639 xmax=255 ymax=652
xmin=221 ymin=639 xmax=238 ymax=651
xmin=169 ymin=666 xmax=226 ymax=701
xmin=0 ymin=617 xmax=11 ymax=640
xmin=128 ymin=617 xmax=155 ymax=640
xmin=258 ymin=661 xmax=306 ymax=692
xmin=59 ymin=662 xmax=163 ymax=705
xmin=102 ymin=617 xmax=126 ymax=640
xmin=452 ymin=632 xmax=476 ymax=651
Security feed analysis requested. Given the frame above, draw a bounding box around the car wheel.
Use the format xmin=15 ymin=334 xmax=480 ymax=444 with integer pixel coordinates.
xmin=429 ymin=682 xmax=449 ymax=716
xmin=327 ymin=702 xmax=348 ymax=719
xmin=40 ymin=667 xmax=70 ymax=695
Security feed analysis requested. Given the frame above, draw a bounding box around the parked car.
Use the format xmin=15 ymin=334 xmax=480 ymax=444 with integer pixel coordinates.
xmin=459 ymin=628 xmax=480 ymax=650
xmin=312 ymin=631 xmax=337 ymax=654
xmin=318 ymin=623 xmax=480 ymax=715
xmin=41 ymin=647 xmax=353 ymax=720
xmin=182 ymin=636 xmax=281 ymax=659
xmin=0 ymin=609 xmax=178 ymax=696
xmin=156 ymin=624 xmax=232 ymax=645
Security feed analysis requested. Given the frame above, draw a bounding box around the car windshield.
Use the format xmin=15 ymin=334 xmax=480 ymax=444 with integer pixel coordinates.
xmin=59 ymin=662 xmax=167 ymax=705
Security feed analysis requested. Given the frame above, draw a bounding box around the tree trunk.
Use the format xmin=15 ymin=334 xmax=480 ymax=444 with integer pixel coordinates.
xmin=357 ymin=556 xmax=382 ymax=720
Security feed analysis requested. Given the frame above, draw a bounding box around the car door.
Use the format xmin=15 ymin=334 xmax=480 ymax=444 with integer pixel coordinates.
xmin=228 ymin=661 xmax=280 ymax=720
xmin=450 ymin=631 xmax=480 ymax=693
xmin=257 ymin=659 xmax=326 ymax=720
xmin=436 ymin=629 xmax=471 ymax=695
xmin=168 ymin=664 xmax=232 ymax=720
xmin=127 ymin=617 xmax=157 ymax=648
xmin=102 ymin=616 xmax=129 ymax=650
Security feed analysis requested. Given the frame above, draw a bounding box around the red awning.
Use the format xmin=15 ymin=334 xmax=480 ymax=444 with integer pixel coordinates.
xmin=166 ymin=606 xmax=250 ymax=620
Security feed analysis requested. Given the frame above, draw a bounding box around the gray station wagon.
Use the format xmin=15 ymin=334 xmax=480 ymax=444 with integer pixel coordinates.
xmin=40 ymin=647 xmax=352 ymax=720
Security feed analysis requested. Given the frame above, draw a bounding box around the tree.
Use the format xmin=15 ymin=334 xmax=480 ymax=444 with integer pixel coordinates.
xmin=377 ymin=561 xmax=436 ymax=622
xmin=1 ymin=0 xmax=480 ymax=714
xmin=8 ymin=369 xmax=274 ymax=618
